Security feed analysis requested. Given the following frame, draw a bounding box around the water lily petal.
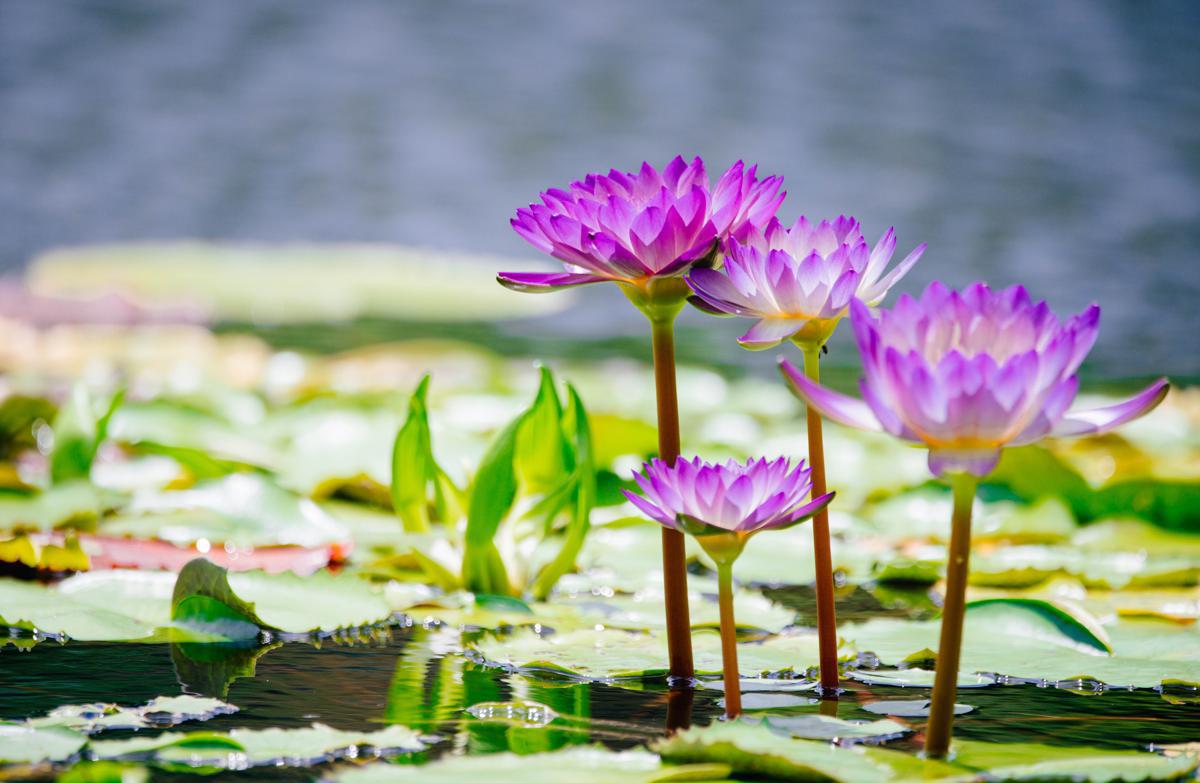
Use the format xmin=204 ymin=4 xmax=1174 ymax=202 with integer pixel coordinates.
xmin=738 ymin=318 xmax=804 ymax=350
xmin=1050 ymin=378 xmax=1170 ymax=438
xmin=779 ymin=358 xmax=883 ymax=432
xmin=496 ymin=271 xmax=608 ymax=292
xmin=927 ymin=447 xmax=1002 ymax=478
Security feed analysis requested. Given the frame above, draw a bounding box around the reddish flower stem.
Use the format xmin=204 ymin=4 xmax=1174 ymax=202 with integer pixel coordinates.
xmin=651 ymin=317 xmax=694 ymax=683
xmin=925 ymin=472 xmax=978 ymax=758
xmin=802 ymin=344 xmax=840 ymax=695
xmin=715 ymin=561 xmax=741 ymax=719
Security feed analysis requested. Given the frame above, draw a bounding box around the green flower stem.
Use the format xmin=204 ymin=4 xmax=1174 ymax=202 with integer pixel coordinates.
xmin=715 ymin=560 xmax=741 ymax=719
xmin=650 ymin=315 xmax=694 ymax=683
xmin=925 ymin=471 xmax=979 ymax=758
xmin=801 ymin=343 xmax=840 ymax=695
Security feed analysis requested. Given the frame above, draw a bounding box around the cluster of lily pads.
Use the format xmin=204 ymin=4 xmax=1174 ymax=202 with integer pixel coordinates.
xmin=0 ymin=324 xmax=1196 ymax=779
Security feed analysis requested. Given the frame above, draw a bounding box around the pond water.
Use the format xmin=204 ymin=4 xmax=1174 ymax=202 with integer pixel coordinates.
xmin=6 ymin=585 xmax=1199 ymax=780
xmin=2 ymin=1 xmax=1199 ymax=380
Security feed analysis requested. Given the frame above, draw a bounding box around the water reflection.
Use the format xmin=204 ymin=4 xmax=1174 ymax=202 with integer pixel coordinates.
xmin=3 ymin=627 xmax=1199 ymax=776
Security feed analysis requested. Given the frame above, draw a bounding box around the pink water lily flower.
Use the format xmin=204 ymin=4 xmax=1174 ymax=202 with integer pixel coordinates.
xmin=687 ymin=216 xmax=926 ymax=349
xmin=781 ymin=281 xmax=1169 ymax=477
xmin=624 ymin=456 xmax=833 ymax=559
xmin=499 ymin=156 xmax=784 ymax=293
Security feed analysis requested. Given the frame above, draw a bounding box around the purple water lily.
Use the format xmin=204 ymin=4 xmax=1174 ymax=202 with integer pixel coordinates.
xmin=624 ymin=456 xmax=833 ymax=546
xmin=687 ymin=216 xmax=926 ymax=349
xmin=781 ymin=281 xmax=1169 ymax=478
xmin=624 ymin=455 xmax=833 ymax=719
xmin=499 ymin=156 xmax=784 ymax=294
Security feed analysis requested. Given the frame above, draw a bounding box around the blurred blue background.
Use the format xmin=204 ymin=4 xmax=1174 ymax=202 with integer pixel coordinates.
xmin=1 ymin=0 xmax=1197 ymax=379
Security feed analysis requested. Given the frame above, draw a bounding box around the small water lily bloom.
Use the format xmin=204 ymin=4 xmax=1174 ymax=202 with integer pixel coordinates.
xmin=686 ymin=215 xmax=926 ymax=350
xmin=624 ymin=456 xmax=834 ymax=566
xmin=781 ymin=281 xmax=1170 ymax=478
xmin=500 ymin=156 xmax=784 ymax=308
xmin=625 ymin=455 xmax=833 ymax=719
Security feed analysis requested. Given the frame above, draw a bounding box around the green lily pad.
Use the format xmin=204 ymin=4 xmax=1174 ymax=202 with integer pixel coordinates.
xmin=845 ymin=608 xmax=1200 ymax=688
xmin=90 ymin=723 xmax=430 ymax=768
xmin=30 ymin=242 xmax=569 ymax=323
xmin=1 ymin=559 xmax=393 ymax=641
xmin=0 ymin=723 xmax=87 ymax=764
xmin=103 ymin=473 xmax=350 ymax=549
xmin=952 ymin=738 xmax=1199 ymax=781
xmin=172 ymin=558 xmax=394 ymax=639
xmin=109 ymin=402 xmax=278 ymax=470
xmin=0 ymin=482 xmax=121 ymax=533
xmin=0 ymin=577 xmax=162 ymax=641
xmin=846 ymin=668 xmax=996 ymax=689
xmin=472 ymin=627 xmax=835 ymax=681
xmin=326 ymin=747 xmax=729 ymax=783
xmin=559 ymin=580 xmax=796 ymax=634
xmin=762 ymin=714 xmax=911 ymax=742
xmin=653 ymin=720 xmax=958 ymax=782
xmin=965 ymin=598 xmax=1112 ymax=654
xmin=264 ymin=401 xmax=404 ymax=500
xmin=861 ymin=699 xmax=974 ymax=717
xmin=861 ymin=490 xmax=1077 ymax=545
xmin=25 ymin=695 xmax=235 ymax=733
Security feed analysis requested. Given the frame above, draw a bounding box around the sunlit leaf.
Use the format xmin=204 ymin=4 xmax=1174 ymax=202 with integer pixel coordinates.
xmin=653 ymin=720 xmax=958 ymax=782
xmin=472 ymin=626 xmax=835 ymax=681
xmin=0 ymin=723 xmax=87 ymax=764
xmin=89 ymin=723 xmax=430 ymax=768
xmin=50 ymin=384 xmax=124 ymax=485
xmin=392 ymin=375 xmax=445 ymax=533
xmin=326 ymin=747 xmax=725 ymax=783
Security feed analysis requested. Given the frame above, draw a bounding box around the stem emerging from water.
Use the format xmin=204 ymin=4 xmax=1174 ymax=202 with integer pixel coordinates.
xmin=716 ymin=561 xmax=741 ymax=719
xmin=651 ymin=316 xmax=694 ymax=683
xmin=801 ymin=344 xmax=839 ymax=695
xmin=925 ymin=472 xmax=978 ymax=758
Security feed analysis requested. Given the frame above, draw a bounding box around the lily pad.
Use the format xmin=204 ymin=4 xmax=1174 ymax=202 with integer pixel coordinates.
xmin=1 ymin=559 xmax=394 ymax=641
xmin=845 ymin=668 xmax=996 ymax=689
xmin=861 ymin=490 xmax=1077 ymax=545
xmin=30 ymin=243 xmax=569 ymax=323
xmin=172 ymin=558 xmax=394 ymax=639
xmin=103 ymin=473 xmax=350 ymax=550
xmin=109 ymin=402 xmax=278 ymax=470
xmin=90 ymin=723 xmax=431 ymax=768
xmin=0 ymin=723 xmax=87 ymax=764
xmin=845 ymin=608 xmax=1200 ymax=688
xmin=861 ymin=699 xmax=974 ymax=717
xmin=653 ymin=720 xmax=958 ymax=782
xmin=327 ymin=747 xmax=728 ymax=783
xmin=952 ymin=738 xmax=1199 ymax=782
xmin=0 ymin=577 xmax=163 ymax=641
xmin=471 ymin=627 xmax=835 ymax=681
xmin=0 ymin=482 xmax=121 ymax=533
xmin=25 ymin=695 xmax=235 ymax=733
xmin=762 ymin=714 xmax=911 ymax=742
xmin=558 ymin=580 xmax=796 ymax=635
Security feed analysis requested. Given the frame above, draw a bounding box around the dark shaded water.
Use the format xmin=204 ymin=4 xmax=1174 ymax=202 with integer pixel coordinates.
xmin=1 ymin=1 xmax=1199 ymax=379
xmin=5 ymin=587 xmax=1200 ymax=780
